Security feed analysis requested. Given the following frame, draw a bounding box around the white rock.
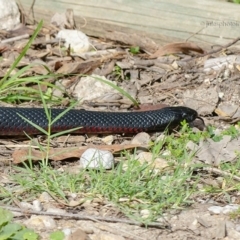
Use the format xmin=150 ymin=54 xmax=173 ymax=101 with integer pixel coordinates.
xmin=70 ymin=193 xmax=78 ymax=199
xmin=0 ymin=0 xmax=20 ymax=30
xmin=208 ymin=206 xmax=223 ymax=214
xmin=39 ymin=191 xmax=53 ymax=202
xmin=32 ymin=200 xmax=42 ymax=212
xmin=204 ymin=55 xmax=240 ymax=72
xmin=71 ymin=74 xmax=119 ymax=102
xmin=42 ymin=216 xmax=57 ymax=229
xmin=222 ymin=204 xmax=240 ymax=214
xmin=80 ymin=148 xmax=114 ymax=169
xmin=24 ymin=216 xmax=57 ymax=230
xmin=131 ymin=132 xmax=150 ymax=145
xmin=56 ymin=29 xmax=90 ymax=54
xmin=208 ymin=204 xmax=240 ymax=215
xmin=62 ymin=228 xmax=72 ymax=236
xmin=140 ymin=209 xmax=150 ymax=218
xmin=19 ymin=201 xmax=33 ymax=210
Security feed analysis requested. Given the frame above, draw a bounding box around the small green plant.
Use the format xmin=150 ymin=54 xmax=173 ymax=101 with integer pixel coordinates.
xmin=113 ymin=65 xmax=123 ymax=81
xmin=129 ymin=46 xmax=140 ymax=54
xmin=0 ymin=20 xmax=66 ymax=104
xmin=18 ymin=85 xmax=82 ymax=166
xmin=0 ymin=208 xmax=39 ymax=240
xmin=232 ymin=0 xmax=240 ymax=4
xmin=229 ymin=207 xmax=240 ymax=219
xmin=112 ymin=65 xmax=131 ymax=81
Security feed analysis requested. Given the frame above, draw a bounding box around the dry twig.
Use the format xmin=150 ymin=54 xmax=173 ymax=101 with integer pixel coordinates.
xmin=184 ymin=37 xmax=240 ymax=62
xmin=204 ymin=167 xmax=240 ymax=182
xmin=0 ymin=205 xmax=170 ymax=229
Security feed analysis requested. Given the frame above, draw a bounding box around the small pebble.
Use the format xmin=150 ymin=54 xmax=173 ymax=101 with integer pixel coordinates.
xmin=62 ymin=228 xmax=72 ymax=237
xmin=140 ymin=209 xmax=150 ymax=218
xmin=222 ymin=204 xmax=239 ymax=214
xmin=131 ymin=132 xmax=150 ymax=145
xmin=20 ymin=201 xmax=33 ymax=210
xmin=101 ymin=135 xmax=114 ymax=145
xmin=39 ymin=191 xmax=53 ymax=202
xmin=56 ymin=29 xmax=90 ymax=54
xmin=70 ymin=193 xmax=77 ymax=199
xmin=208 ymin=204 xmax=240 ymax=215
xmin=24 ymin=216 xmax=57 ymax=229
xmin=208 ymin=206 xmax=223 ymax=214
xmin=32 ymin=200 xmax=42 ymax=212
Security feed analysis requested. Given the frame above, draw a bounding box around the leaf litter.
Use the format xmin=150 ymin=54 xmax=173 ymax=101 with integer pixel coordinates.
xmin=187 ymin=135 xmax=239 ymax=166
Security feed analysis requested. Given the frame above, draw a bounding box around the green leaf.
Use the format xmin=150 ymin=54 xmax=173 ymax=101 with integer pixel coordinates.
xmin=129 ymin=46 xmax=140 ymax=54
xmin=0 ymin=208 xmax=13 ymax=226
xmin=0 ymin=233 xmax=13 ymax=240
xmin=23 ymin=230 xmax=39 ymax=240
xmin=10 ymin=227 xmax=39 ymax=240
xmin=1 ymin=223 xmax=22 ymax=236
xmin=49 ymin=231 xmax=65 ymax=240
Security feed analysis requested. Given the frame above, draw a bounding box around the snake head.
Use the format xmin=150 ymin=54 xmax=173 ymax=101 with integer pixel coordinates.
xmin=178 ymin=106 xmax=198 ymax=123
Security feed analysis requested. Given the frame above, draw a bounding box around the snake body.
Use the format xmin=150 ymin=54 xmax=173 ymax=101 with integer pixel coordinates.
xmin=0 ymin=106 xmax=198 ymax=135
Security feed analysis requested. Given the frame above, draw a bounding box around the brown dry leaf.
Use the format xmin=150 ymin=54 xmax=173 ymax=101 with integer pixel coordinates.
xmin=56 ymin=59 xmax=102 ymax=74
xmin=12 ymin=144 xmax=141 ymax=164
xmin=29 ymin=65 xmax=49 ymax=75
xmin=133 ymin=103 xmax=169 ymax=111
xmin=9 ymin=25 xmax=34 ymax=37
xmin=105 ymin=31 xmax=158 ymax=53
xmin=187 ymin=135 xmax=239 ymax=166
xmin=149 ymin=42 xmax=205 ymax=59
xmin=215 ymin=108 xmax=231 ymax=117
xmin=0 ymin=44 xmax=9 ymax=53
xmin=215 ymin=103 xmax=238 ymax=117
xmin=54 ymin=61 xmax=63 ymax=71
xmin=183 ymin=87 xmax=219 ymax=115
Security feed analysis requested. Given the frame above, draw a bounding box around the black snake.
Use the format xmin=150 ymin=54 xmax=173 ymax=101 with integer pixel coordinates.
xmin=0 ymin=106 xmax=198 ymax=135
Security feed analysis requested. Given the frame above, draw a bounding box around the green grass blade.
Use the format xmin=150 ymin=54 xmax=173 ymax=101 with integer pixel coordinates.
xmin=50 ymin=101 xmax=80 ymax=125
xmin=90 ymin=75 xmax=139 ymax=107
xmin=0 ymin=20 xmax=43 ymax=84
xmin=50 ymin=127 xmax=82 ymax=138
xmin=17 ymin=114 xmax=48 ymax=135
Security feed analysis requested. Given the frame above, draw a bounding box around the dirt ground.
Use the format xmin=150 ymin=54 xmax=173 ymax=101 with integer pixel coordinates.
xmin=7 ymin=202 xmax=240 ymax=239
